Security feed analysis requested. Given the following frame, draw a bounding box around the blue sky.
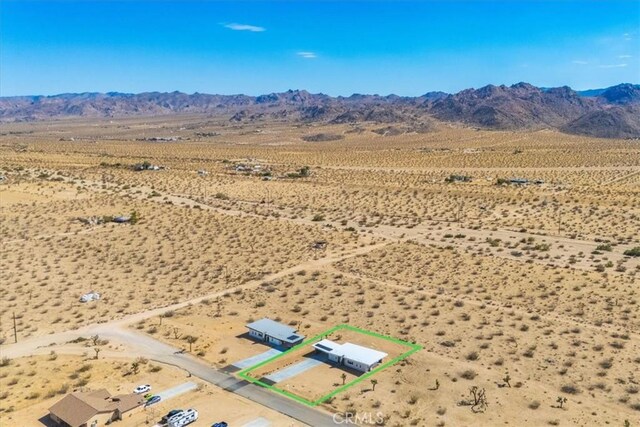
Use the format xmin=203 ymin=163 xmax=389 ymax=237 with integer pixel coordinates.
xmin=1 ymin=0 xmax=638 ymax=96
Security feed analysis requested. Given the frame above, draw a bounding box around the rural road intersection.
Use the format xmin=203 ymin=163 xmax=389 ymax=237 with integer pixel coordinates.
xmin=0 ymin=247 xmax=387 ymax=426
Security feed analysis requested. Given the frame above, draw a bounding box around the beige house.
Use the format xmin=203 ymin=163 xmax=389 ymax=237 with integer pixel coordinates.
xmin=48 ymin=389 xmax=144 ymax=427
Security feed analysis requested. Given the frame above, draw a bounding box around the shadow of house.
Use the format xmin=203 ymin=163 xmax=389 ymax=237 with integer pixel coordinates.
xmin=38 ymin=415 xmax=60 ymax=427
xmin=234 ymin=331 xmax=285 ymax=351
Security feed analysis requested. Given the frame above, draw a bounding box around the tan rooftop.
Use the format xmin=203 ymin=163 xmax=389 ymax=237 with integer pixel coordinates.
xmin=49 ymin=389 xmax=144 ymax=427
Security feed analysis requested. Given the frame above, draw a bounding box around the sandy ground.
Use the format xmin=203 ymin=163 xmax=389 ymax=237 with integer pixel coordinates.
xmin=1 ymin=117 xmax=638 ymax=426
xmin=0 ymin=354 xmax=302 ymax=426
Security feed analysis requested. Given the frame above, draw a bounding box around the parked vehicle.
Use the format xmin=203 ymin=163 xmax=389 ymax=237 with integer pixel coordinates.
xmin=133 ymin=384 xmax=151 ymax=394
xmin=168 ymin=408 xmax=198 ymax=427
xmin=145 ymin=395 xmax=161 ymax=406
xmin=161 ymin=409 xmax=184 ymax=423
xmin=212 ymin=422 xmax=228 ymax=427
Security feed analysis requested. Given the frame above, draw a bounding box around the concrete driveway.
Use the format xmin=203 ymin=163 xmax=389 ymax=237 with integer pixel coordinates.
xmin=264 ymin=358 xmax=324 ymax=383
xmin=242 ymin=417 xmax=271 ymax=427
xmin=233 ymin=348 xmax=283 ymax=369
xmin=156 ymin=381 xmax=198 ymax=401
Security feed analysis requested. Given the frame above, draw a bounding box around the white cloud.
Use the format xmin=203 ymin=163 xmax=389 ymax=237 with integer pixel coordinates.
xmin=599 ymin=63 xmax=628 ymax=68
xmin=572 ymin=60 xmax=588 ymax=65
xmin=297 ymin=51 xmax=317 ymax=59
xmin=223 ymin=23 xmax=265 ymax=32
xmin=618 ymin=55 xmax=633 ymax=59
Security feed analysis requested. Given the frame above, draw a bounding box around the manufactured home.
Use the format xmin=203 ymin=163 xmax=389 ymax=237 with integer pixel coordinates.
xmin=312 ymin=339 xmax=388 ymax=372
xmin=245 ymin=318 xmax=305 ymax=348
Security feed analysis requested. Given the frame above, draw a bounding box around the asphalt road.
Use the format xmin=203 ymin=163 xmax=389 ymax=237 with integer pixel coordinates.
xmin=0 ymin=245 xmax=391 ymax=426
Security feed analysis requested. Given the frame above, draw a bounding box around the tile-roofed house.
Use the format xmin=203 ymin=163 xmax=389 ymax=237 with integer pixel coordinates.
xmin=48 ymin=389 xmax=144 ymax=427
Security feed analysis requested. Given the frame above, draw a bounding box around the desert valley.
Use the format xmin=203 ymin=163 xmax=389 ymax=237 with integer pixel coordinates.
xmin=1 ymin=103 xmax=639 ymax=426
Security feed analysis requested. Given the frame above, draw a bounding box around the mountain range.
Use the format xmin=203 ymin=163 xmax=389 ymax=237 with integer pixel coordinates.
xmin=1 ymin=83 xmax=639 ymax=138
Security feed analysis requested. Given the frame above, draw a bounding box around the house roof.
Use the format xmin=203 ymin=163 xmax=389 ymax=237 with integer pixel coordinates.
xmin=110 ymin=393 xmax=146 ymax=413
xmin=312 ymin=340 xmax=388 ymax=366
xmin=49 ymin=389 xmax=143 ymax=427
xmin=246 ymin=318 xmax=305 ymax=344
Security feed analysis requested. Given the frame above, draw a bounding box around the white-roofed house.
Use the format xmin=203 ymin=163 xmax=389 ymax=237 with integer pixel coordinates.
xmin=246 ymin=318 xmax=305 ymax=348
xmin=312 ymin=339 xmax=388 ymax=372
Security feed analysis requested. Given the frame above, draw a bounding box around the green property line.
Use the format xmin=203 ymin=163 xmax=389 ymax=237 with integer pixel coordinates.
xmin=237 ymin=324 xmax=423 ymax=407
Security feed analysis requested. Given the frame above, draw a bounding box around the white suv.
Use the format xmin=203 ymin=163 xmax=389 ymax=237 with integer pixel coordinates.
xmin=133 ymin=384 xmax=151 ymax=394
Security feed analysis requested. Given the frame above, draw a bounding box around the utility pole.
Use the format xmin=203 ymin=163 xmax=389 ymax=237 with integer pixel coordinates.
xmin=13 ymin=312 xmax=17 ymax=343
xmin=456 ymin=201 xmax=464 ymax=223
xmin=557 ymin=209 xmax=562 ymax=235
xmin=265 ymin=188 xmax=272 ymax=213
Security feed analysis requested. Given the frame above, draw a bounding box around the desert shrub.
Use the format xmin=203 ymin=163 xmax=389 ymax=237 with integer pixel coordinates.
xmin=466 ymin=351 xmax=479 ymax=361
xmin=623 ymin=247 xmax=640 ymax=257
xmin=560 ymin=384 xmax=580 ymax=394
xmin=460 ymin=370 xmax=477 ymax=380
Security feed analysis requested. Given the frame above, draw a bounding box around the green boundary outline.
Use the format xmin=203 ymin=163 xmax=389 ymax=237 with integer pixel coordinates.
xmin=237 ymin=324 xmax=422 ymax=407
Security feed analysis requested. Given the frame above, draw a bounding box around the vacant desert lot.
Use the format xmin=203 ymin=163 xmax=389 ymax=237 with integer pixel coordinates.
xmin=1 ymin=116 xmax=638 ymax=426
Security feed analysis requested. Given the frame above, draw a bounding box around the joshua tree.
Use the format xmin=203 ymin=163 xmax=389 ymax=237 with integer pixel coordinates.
xmin=131 ymin=361 xmax=140 ymax=375
xmin=185 ymin=335 xmax=198 ymax=352
xmin=459 ymin=386 xmax=488 ymax=413
xmin=556 ymin=396 xmax=567 ymax=409
xmin=173 ymin=328 xmax=182 ymax=340
xmin=503 ymin=372 xmax=511 ymax=387
xmin=94 ymin=347 xmax=101 ymax=360
xmin=130 ymin=210 xmax=139 ymax=225
xmin=91 ymin=335 xmax=100 ymax=346
xmin=341 ymin=373 xmax=347 ymax=385
xmin=371 ymin=379 xmax=378 ymax=391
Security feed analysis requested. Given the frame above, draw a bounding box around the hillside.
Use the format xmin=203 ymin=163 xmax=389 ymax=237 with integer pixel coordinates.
xmin=1 ymin=83 xmax=638 ymax=138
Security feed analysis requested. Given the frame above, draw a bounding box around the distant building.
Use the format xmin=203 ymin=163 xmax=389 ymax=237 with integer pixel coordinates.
xmin=48 ymin=389 xmax=144 ymax=427
xmin=80 ymin=292 xmax=100 ymax=302
xmin=312 ymin=339 xmax=388 ymax=372
xmin=445 ymin=174 xmax=472 ymax=183
xmin=509 ymin=178 xmax=529 ymax=185
xmin=246 ymin=318 xmax=305 ymax=348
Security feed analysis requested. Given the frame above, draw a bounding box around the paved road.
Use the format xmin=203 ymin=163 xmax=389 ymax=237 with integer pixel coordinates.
xmin=0 ymin=246 xmax=385 ymax=426
xmin=17 ymin=327 xmax=338 ymax=426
